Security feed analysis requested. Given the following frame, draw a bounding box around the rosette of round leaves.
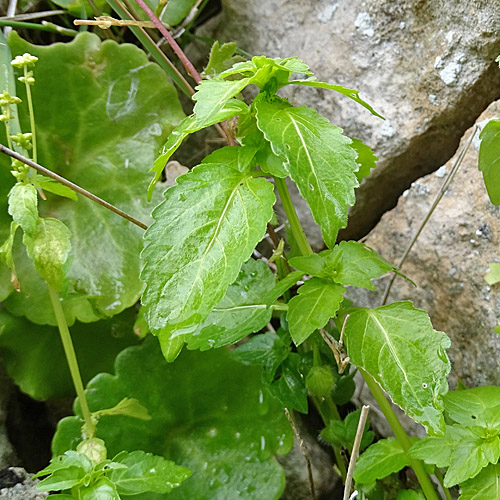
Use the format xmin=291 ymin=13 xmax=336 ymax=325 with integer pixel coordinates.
xmin=0 ymin=32 xmax=184 ymax=325
xmin=52 ymin=337 xmax=293 ymax=500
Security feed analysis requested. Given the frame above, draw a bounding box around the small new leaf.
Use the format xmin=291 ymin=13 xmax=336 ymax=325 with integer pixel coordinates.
xmin=110 ymin=450 xmax=191 ymax=495
xmin=485 ymin=263 xmax=500 ymax=286
xmin=287 ymin=278 xmax=345 ymax=345
xmin=202 ymin=41 xmax=246 ymax=79
xmin=344 ymin=302 xmax=451 ymax=433
xmin=8 ymin=182 xmax=38 ymax=234
xmin=350 ymin=138 xmax=378 ymax=182
xmin=478 ymin=119 xmax=500 ymax=205
xmin=22 ymin=217 xmax=71 ymax=290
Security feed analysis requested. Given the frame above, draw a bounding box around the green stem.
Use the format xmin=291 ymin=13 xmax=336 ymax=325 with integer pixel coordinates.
xmin=4 ymin=117 xmax=13 ymax=151
xmin=0 ymin=19 xmax=77 ymax=35
xmin=24 ymin=66 xmax=36 ymax=163
xmin=274 ymin=177 xmax=312 ymax=256
xmin=48 ymin=285 xmax=94 ymax=439
xmin=434 ymin=468 xmax=452 ymax=500
xmin=312 ymin=395 xmax=347 ymax=482
xmin=360 ymin=369 xmax=440 ymax=500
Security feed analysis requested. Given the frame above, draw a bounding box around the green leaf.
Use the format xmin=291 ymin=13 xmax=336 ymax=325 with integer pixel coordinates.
xmin=8 ymin=183 xmax=38 ymax=234
xmin=35 ymin=178 xmax=78 ymax=201
xmin=150 ymin=100 xmax=248 ymax=197
xmin=321 ymin=409 xmax=374 ymax=453
xmin=460 ymin=464 xmax=500 ymax=500
xmin=269 ymin=353 xmax=308 ymax=413
xmin=162 ymin=0 xmax=197 ymax=26
xmin=0 ymin=221 xmax=17 ymax=272
xmin=110 ymin=450 xmax=190 ymax=495
xmin=287 ymin=278 xmax=345 ymax=345
xmin=353 ymin=438 xmax=411 ymax=484
xmin=0 ymin=307 xmax=139 ymax=400
xmin=141 ymin=163 xmax=275 ymax=339
xmin=443 ymin=386 xmax=500 ymax=428
xmin=53 ymin=338 xmax=293 ymax=500
xmin=22 ymin=217 xmax=71 ymax=290
xmin=201 ymin=144 xmax=258 ymax=174
xmin=350 ymin=138 xmax=378 ymax=182
xmin=255 ymin=97 xmax=359 ymax=247
xmin=284 ymin=78 xmax=384 ymax=119
xmin=410 ymin=423 xmax=496 ymax=487
xmin=5 ymin=31 xmax=185 ymax=323
xmin=193 ymin=78 xmax=252 ymax=123
xmin=263 ymin=270 xmax=303 ymax=304
xmin=495 ymin=325 xmax=500 ymax=335
xmin=478 ymin=119 xmax=500 ymax=205
xmin=290 ymin=241 xmax=397 ymax=290
xmin=93 ymin=397 xmax=151 ymax=421
xmin=328 ymin=241 xmax=397 ymax=290
xmin=0 ymin=30 xmax=21 ymax=138
xmin=79 ymin=478 xmax=120 ymax=500
xmin=34 ymin=450 xmax=93 ymax=479
xmin=485 ymin=263 xmax=500 ymax=285
xmin=344 ymin=302 xmax=451 ymax=433
xmin=184 ymin=259 xmax=276 ymax=351
xmin=202 ymin=41 xmax=246 ymax=79
xmin=37 ymin=466 xmax=86 ymax=491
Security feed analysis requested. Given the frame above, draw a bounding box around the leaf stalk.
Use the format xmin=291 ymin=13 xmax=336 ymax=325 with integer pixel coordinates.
xmin=360 ymin=368 xmax=440 ymax=500
xmin=48 ymin=285 xmax=94 ymax=439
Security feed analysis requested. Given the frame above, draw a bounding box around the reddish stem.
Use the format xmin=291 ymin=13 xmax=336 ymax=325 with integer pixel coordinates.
xmin=134 ymin=0 xmax=202 ymax=84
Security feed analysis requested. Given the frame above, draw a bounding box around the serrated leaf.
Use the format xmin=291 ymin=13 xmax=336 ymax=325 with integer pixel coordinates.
xmin=290 ymin=241 xmax=396 ymax=290
xmin=478 ymin=119 xmax=500 ymax=205
xmin=201 ymin=144 xmax=258 ymax=174
xmin=284 ymin=78 xmax=384 ymax=119
xmin=344 ymin=302 xmax=451 ymax=433
xmin=22 ymin=217 xmax=71 ymax=290
xmin=0 ymin=307 xmax=139 ymax=400
xmin=53 ymin=338 xmax=293 ymax=500
xmin=35 ymin=178 xmax=78 ymax=201
xmin=485 ymin=263 xmax=500 ymax=285
xmin=255 ymin=97 xmax=359 ymax=247
xmin=287 ymin=278 xmax=345 ymax=345
xmin=37 ymin=466 xmax=86 ymax=491
xmin=8 ymin=183 xmax=38 ymax=234
xmin=202 ymin=41 xmax=246 ymax=79
xmin=35 ymin=450 xmax=93 ymax=479
xmin=79 ymin=478 xmax=120 ymax=500
xmin=350 ymin=138 xmax=378 ymax=182
xmin=150 ymin=100 xmax=248 ymax=197
xmin=110 ymin=450 xmax=190 ymax=495
xmin=141 ymin=163 xmax=275 ymax=338
xmin=193 ymin=78 xmax=252 ymax=123
xmin=321 ymin=409 xmax=374 ymax=453
xmin=4 ymin=31 xmax=184 ymax=324
xmin=460 ymin=464 xmax=500 ymax=500
xmin=443 ymin=386 xmax=500 ymax=428
xmin=354 ymin=438 xmax=410 ymax=484
xmin=184 ymin=259 xmax=276 ymax=351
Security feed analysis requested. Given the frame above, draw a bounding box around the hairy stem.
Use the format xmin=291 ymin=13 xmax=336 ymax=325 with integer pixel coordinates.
xmin=274 ymin=177 xmax=312 ymax=256
xmin=360 ymin=369 xmax=440 ymax=500
xmin=0 ymin=145 xmax=148 ymax=230
xmin=48 ymin=286 xmax=94 ymax=439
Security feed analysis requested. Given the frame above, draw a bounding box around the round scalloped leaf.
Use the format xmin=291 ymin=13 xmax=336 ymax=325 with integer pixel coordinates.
xmin=0 ymin=307 xmax=140 ymax=400
xmin=53 ymin=337 xmax=293 ymax=499
xmin=2 ymin=32 xmax=184 ymax=325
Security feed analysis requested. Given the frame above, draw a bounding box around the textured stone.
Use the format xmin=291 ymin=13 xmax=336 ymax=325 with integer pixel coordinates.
xmin=0 ymin=468 xmax=47 ymax=500
xmin=347 ymin=100 xmax=500 ymax=389
xmin=203 ymin=0 xmax=500 ymax=242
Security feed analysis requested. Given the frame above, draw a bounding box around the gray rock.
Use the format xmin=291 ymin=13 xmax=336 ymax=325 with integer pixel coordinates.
xmin=0 ymin=468 xmax=47 ymax=500
xmin=347 ymin=100 xmax=500 ymax=389
xmin=202 ymin=0 xmax=500 ymax=242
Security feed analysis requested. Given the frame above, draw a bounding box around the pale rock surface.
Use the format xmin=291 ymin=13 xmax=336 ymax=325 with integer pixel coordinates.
xmin=347 ymin=100 xmax=500 ymax=388
xmin=201 ymin=0 xmax=500 ymax=243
